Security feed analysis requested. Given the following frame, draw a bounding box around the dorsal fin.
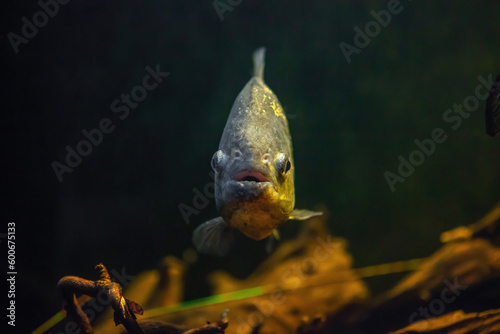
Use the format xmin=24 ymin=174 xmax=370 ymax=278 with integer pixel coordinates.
xmin=253 ymin=47 xmax=266 ymax=80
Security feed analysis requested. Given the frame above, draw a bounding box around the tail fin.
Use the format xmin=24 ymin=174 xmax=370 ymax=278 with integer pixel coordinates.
xmin=253 ymin=47 xmax=266 ymax=80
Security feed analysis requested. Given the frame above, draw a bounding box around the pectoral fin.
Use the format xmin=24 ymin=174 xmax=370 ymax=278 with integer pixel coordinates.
xmin=192 ymin=217 xmax=233 ymax=256
xmin=289 ymin=209 xmax=323 ymax=221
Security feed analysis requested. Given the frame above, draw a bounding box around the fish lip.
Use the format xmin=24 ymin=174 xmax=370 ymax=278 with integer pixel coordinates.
xmin=231 ymin=170 xmax=271 ymax=183
xmin=222 ymin=171 xmax=277 ymax=203
xmin=224 ymin=179 xmax=277 ymax=200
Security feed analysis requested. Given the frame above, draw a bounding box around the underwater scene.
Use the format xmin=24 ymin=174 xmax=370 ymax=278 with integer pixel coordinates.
xmin=4 ymin=1 xmax=500 ymax=333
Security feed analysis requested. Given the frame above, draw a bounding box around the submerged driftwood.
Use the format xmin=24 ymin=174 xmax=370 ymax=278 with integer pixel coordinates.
xmin=57 ymin=263 xmax=144 ymax=334
xmin=90 ymin=213 xmax=368 ymax=334
xmin=52 ymin=203 xmax=500 ymax=334
xmin=391 ymin=308 xmax=500 ymax=334
xmin=348 ymin=202 xmax=500 ymax=334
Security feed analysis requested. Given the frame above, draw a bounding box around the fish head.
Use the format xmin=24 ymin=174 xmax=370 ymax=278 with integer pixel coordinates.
xmin=211 ymin=144 xmax=295 ymax=240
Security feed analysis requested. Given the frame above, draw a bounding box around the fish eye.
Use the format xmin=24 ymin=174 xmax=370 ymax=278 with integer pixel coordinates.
xmin=211 ymin=150 xmax=224 ymax=173
xmin=276 ymin=153 xmax=291 ymax=175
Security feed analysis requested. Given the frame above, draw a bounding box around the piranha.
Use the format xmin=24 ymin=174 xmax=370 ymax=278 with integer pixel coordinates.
xmin=193 ymin=47 xmax=322 ymax=256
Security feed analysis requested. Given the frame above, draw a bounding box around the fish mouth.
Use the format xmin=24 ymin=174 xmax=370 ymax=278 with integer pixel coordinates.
xmin=232 ymin=170 xmax=270 ymax=183
xmin=222 ymin=170 xmax=277 ymax=203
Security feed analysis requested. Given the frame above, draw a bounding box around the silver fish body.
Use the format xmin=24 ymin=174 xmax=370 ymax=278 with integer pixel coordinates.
xmin=193 ymin=48 xmax=321 ymax=256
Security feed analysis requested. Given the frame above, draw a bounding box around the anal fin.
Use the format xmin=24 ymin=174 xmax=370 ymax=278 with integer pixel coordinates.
xmin=265 ymin=229 xmax=281 ymax=254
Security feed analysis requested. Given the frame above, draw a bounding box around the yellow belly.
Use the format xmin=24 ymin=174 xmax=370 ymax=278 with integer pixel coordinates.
xmin=221 ymin=189 xmax=289 ymax=240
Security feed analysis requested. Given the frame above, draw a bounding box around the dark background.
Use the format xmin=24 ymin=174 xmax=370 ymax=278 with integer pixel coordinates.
xmin=2 ymin=1 xmax=500 ymax=333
